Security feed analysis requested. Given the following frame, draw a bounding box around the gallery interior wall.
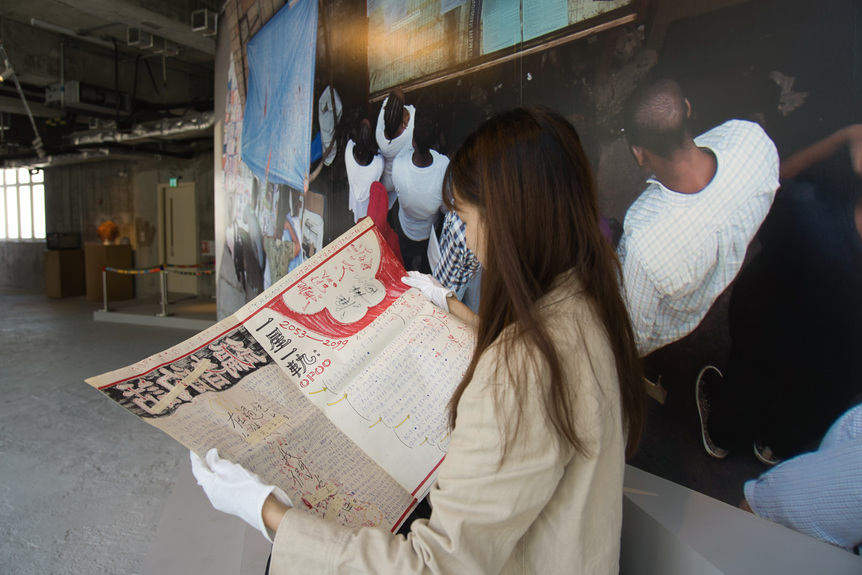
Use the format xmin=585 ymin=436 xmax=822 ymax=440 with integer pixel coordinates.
xmin=1 ymin=153 xmax=215 ymax=295
xmin=0 ymin=8 xmax=216 ymax=295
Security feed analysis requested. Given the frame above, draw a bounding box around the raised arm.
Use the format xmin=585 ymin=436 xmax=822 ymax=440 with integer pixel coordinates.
xmin=780 ymin=124 xmax=862 ymax=180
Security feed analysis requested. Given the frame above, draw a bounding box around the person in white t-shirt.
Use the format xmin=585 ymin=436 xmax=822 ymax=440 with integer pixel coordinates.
xmin=345 ymin=119 xmax=384 ymax=223
xmin=376 ymin=86 xmax=415 ymax=206
xmin=392 ymin=116 xmax=449 ymax=273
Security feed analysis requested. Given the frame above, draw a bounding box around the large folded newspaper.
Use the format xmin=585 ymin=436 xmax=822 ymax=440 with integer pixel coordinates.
xmin=87 ymin=218 xmax=475 ymax=532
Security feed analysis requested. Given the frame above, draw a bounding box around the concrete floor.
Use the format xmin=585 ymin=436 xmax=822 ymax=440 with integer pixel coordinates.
xmin=0 ymin=289 xmax=198 ymax=574
xmin=1 ymin=287 xmax=859 ymax=573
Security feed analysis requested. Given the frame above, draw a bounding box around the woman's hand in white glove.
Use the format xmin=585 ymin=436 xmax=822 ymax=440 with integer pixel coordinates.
xmin=190 ymin=448 xmax=292 ymax=542
xmin=402 ymin=271 xmax=455 ymax=312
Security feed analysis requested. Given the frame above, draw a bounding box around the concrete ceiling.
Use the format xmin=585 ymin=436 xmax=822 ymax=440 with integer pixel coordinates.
xmin=0 ymin=0 xmax=218 ymax=163
xmin=2 ymin=0 xmax=216 ymax=63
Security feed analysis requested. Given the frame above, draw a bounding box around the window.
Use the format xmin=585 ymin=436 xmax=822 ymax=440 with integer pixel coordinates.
xmin=0 ymin=168 xmax=45 ymax=240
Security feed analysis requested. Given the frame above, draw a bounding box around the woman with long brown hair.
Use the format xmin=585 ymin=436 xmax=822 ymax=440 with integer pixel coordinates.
xmin=193 ymin=107 xmax=646 ymax=573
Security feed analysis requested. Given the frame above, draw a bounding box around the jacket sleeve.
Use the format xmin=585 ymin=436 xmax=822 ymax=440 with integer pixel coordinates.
xmin=269 ymin=345 xmax=572 ymax=575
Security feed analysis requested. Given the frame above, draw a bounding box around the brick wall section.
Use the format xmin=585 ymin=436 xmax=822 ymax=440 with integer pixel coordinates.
xmin=222 ymin=0 xmax=288 ymax=108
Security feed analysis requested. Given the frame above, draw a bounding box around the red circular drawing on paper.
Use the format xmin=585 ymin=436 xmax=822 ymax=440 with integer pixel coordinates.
xmin=264 ymin=227 xmax=409 ymax=339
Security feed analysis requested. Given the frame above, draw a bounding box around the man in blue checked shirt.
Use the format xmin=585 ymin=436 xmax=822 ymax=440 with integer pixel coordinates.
xmin=432 ymin=211 xmax=481 ymax=296
xmin=743 ymin=402 xmax=862 ymax=553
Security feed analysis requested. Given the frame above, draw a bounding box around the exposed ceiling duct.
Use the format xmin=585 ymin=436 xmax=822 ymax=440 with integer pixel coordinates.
xmin=45 ymin=81 xmax=133 ymax=116
xmin=67 ymin=111 xmax=214 ymax=145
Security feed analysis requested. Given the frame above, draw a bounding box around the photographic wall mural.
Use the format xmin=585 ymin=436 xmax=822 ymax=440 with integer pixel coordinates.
xmin=215 ymin=0 xmax=862 ymax=550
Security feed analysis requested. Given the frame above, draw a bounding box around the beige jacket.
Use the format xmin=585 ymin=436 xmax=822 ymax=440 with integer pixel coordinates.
xmin=271 ymin=276 xmax=626 ymax=574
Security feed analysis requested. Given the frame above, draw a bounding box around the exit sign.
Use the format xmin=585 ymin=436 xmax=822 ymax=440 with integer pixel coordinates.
xmin=169 ymin=177 xmax=178 ymax=187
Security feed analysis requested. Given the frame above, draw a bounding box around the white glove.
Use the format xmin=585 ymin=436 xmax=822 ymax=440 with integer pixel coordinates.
xmin=190 ymin=448 xmax=292 ymax=543
xmin=402 ymin=271 xmax=455 ymax=312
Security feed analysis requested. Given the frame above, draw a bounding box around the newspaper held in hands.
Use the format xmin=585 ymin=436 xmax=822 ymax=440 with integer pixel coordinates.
xmin=86 ymin=218 xmax=475 ymax=532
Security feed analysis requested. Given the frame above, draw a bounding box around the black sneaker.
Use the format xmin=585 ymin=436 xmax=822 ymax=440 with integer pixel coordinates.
xmin=753 ymin=442 xmax=782 ymax=466
xmin=696 ymin=366 xmax=729 ymax=459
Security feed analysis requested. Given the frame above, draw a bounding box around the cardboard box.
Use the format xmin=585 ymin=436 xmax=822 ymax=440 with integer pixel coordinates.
xmin=45 ymin=249 xmax=86 ymax=298
xmin=84 ymin=244 xmax=134 ymax=302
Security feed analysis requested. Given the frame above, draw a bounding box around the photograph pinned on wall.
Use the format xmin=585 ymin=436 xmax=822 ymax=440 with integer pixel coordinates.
xmin=266 ymin=186 xmax=326 ymax=291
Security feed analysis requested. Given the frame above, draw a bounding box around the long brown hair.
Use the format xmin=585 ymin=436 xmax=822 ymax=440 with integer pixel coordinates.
xmin=443 ymin=107 xmax=645 ymax=459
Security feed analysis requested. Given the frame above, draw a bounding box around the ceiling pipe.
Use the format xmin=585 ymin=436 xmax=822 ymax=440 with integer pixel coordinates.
xmin=1 ymin=147 xmax=164 ymax=168
xmin=0 ymin=44 xmax=45 ymax=158
xmin=30 ymin=18 xmax=116 ymax=51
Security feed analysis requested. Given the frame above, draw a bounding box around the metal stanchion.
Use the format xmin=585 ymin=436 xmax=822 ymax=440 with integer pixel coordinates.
xmin=156 ymin=268 xmax=172 ymax=317
xmin=98 ymin=268 xmax=110 ymax=313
